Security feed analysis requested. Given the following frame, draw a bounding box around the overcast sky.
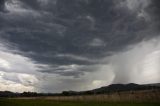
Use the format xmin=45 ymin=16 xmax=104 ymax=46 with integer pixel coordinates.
xmin=0 ymin=0 xmax=160 ymax=93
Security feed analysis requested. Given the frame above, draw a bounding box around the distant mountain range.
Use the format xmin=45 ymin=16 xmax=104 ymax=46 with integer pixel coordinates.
xmin=0 ymin=83 xmax=160 ymax=97
xmin=90 ymin=83 xmax=160 ymax=94
xmin=62 ymin=83 xmax=160 ymax=95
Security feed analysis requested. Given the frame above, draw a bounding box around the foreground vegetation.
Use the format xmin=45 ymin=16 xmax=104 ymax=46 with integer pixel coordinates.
xmin=0 ymin=89 xmax=160 ymax=106
xmin=0 ymin=99 xmax=160 ymax=106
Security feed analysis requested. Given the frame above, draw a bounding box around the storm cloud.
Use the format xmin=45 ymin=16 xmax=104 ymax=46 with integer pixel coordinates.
xmin=0 ymin=0 xmax=5 ymax=12
xmin=0 ymin=0 xmax=160 ymax=92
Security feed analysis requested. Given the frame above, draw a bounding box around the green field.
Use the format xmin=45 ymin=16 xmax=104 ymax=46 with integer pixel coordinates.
xmin=0 ymin=99 xmax=160 ymax=106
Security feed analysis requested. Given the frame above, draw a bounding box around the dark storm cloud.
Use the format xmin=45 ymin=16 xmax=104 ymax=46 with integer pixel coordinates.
xmin=19 ymin=0 xmax=57 ymax=12
xmin=146 ymin=0 xmax=160 ymax=31
xmin=148 ymin=0 xmax=160 ymax=18
xmin=0 ymin=0 xmax=159 ymax=77
xmin=20 ymin=0 xmax=40 ymax=9
xmin=39 ymin=64 xmax=99 ymax=77
xmin=0 ymin=0 xmax=5 ymax=12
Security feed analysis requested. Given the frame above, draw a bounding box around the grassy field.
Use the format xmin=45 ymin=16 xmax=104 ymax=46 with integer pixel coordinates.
xmin=0 ymin=90 xmax=160 ymax=106
xmin=0 ymin=99 xmax=160 ymax=106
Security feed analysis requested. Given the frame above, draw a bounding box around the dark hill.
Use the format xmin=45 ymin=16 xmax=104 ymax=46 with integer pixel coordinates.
xmin=89 ymin=83 xmax=160 ymax=94
xmin=62 ymin=83 xmax=160 ymax=95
